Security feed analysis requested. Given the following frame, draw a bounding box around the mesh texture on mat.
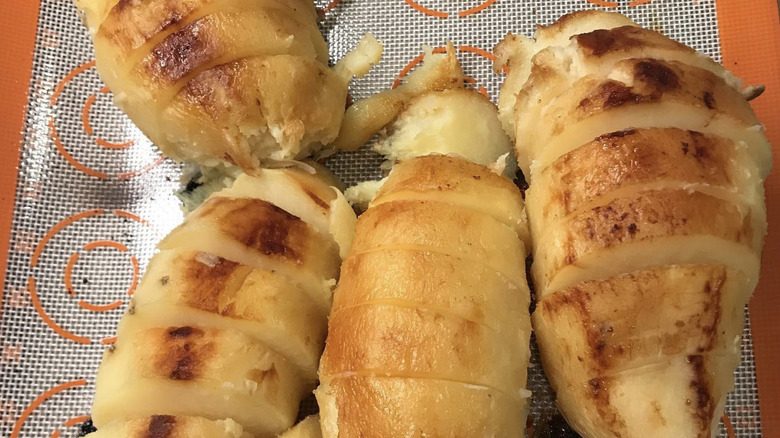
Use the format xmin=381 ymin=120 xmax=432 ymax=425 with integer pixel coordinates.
xmin=0 ymin=0 xmax=763 ymax=436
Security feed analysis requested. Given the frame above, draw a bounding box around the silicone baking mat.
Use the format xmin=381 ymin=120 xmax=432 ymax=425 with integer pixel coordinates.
xmin=1 ymin=0 xmax=779 ymax=437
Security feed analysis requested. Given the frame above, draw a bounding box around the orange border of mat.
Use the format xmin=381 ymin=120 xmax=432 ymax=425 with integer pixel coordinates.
xmin=0 ymin=0 xmax=778 ymax=433
xmin=717 ymin=0 xmax=780 ymax=434
xmin=0 ymin=0 xmax=41 ymax=323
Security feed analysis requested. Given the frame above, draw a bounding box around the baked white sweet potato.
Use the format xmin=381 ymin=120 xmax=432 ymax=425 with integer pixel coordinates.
xmin=497 ymin=10 xmax=769 ymax=438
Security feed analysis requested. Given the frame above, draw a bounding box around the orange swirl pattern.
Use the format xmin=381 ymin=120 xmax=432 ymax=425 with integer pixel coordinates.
xmin=49 ymin=61 xmax=164 ymax=180
xmin=28 ymin=209 xmax=153 ymax=344
xmin=10 ymin=380 xmax=87 ymax=438
xmin=401 ymin=0 xmax=500 ymax=18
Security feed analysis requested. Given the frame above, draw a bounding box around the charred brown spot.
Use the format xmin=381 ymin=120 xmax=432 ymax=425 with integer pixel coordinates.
xmin=170 ymin=355 xmax=195 ymax=380
xmin=600 ymin=81 xmax=645 ymax=109
xmin=168 ymin=326 xmax=199 ymax=339
xmin=304 ymin=188 xmax=330 ymax=209
xmin=198 ymin=198 xmax=305 ymax=263
xmin=146 ymin=19 xmax=217 ymax=83
xmin=627 ymin=223 xmax=638 ymax=235
xmin=576 ymin=29 xmax=618 ymax=56
xmin=681 ymin=141 xmax=690 ymax=155
xmin=154 ymin=326 xmax=212 ymax=381
xmin=575 ymin=26 xmax=648 ymax=57
xmin=595 ymin=129 xmax=637 ymax=142
xmin=687 ymin=355 xmax=715 ymax=432
xmin=160 ymin=275 xmax=169 ymax=286
xmin=703 ymin=91 xmax=716 ymax=109
xmin=146 ymin=415 xmax=175 ymax=438
xmin=180 ymin=257 xmax=242 ymax=314
xmin=634 ymin=59 xmax=680 ymax=91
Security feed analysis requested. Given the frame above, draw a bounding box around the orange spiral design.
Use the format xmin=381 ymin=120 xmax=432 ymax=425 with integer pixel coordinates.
xmin=50 ymin=61 xmax=164 ymax=179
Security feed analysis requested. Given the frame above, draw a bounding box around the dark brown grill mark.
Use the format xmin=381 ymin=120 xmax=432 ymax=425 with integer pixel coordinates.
xmin=703 ymin=91 xmax=716 ymax=109
xmin=170 ymin=355 xmax=195 ymax=380
xmin=198 ymin=198 xmax=305 ymax=264
xmin=181 ymin=257 xmax=242 ymax=313
xmin=687 ymin=355 xmax=715 ymax=433
xmin=600 ymin=81 xmax=645 ymax=109
xmin=576 ymin=29 xmax=618 ymax=56
xmin=168 ymin=326 xmax=199 ymax=339
xmin=146 ymin=19 xmax=214 ymax=83
xmin=595 ymin=129 xmax=637 ymax=142
xmin=634 ymin=60 xmax=680 ymax=91
xmin=146 ymin=415 xmax=175 ymax=438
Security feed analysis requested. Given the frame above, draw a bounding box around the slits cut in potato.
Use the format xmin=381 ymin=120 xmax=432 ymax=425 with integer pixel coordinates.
xmin=76 ymin=0 xmax=381 ymax=168
xmin=131 ymin=248 xmax=327 ymax=377
xmin=317 ymin=155 xmax=532 ymax=438
xmin=93 ymin=323 xmax=307 ymax=437
xmin=88 ymin=415 xmax=251 ymax=438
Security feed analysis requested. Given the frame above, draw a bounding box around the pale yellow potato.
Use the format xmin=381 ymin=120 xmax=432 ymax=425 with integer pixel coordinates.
xmin=320 ymin=303 xmax=529 ymax=398
xmin=159 ymin=196 xmax=340 ymax=312
xmin=372 ymin=89 xmax=516 ymax=175
xmin=334 ymin=44 xmax=465 ymax=152
xmin=279 ymin=415 xmax=322 ymax=438
xmin=213 ymin=167 xmax=356 ymax=256
xmin=534 ymin=265 xmax=749 ymax=391
xmin=372 ymin=154 xmax=529 ymax=245
xmin=93 ymin=323 xmax=307 ymax=438
xmin=88 ymin=415 xmax=251 ymax=438
xmin=350 ymin=199 xmax=527 ymax=287
xmin=315 ymin=376 xmax=527 ymax=438
xmin=130 ymin=248 xmax=327 ymax=378
xmin=333 ymin=249 xmax=529 ymax=328
xmin=553 ymin=353 xmax=738 ymax=438
xmin=516 ymin=58 xmax=770 ymax=177
xmin=76 ymin=0 xmax=380 ymax=168
xmin=532 ymin=190 xmax=761 ymax=297
xmin=158 ymin=55 xmax=349 ymax=168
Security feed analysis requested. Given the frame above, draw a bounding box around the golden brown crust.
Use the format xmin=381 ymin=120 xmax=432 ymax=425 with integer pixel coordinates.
xmin=320 ymin=303 xmax=528 ymax=395
xmin=350 ymin=199 xmax=526 ymax=287
xmin=528 ymin=128 xmax=761 ymax=227
xmin=316 ymin=376 xmax=526 ymax=438
xmin=373 ymin=154 xmax=529 ymax=243
xmin=333 ymin=249 xmax=529 ymax=326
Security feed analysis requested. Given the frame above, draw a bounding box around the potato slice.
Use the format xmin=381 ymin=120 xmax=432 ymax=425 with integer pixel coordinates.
xmin=516 ymin=59 xmax=770 ymax=177
xmin=159 ymin=196 xmax=339 ymax=312
xmin=213 ymin=169 xmax=356 ymax=255
xmin=320 ymin=303 xmax=529 ymax=398
xmin=333 ymin=249 xmax=529 ymax=327
xmin=88 ymin=415 xmax=250 ymax=438
xmin=350 ymin=200 xmax=527 ymax=287
xmin=93 ymin=324 xmax=307 ymax=437
xmin=372 ymin=154 xmax=529 ymax=246
xmin=315 ymin=376 xmax=527 ymax=438
xmin=533 ymin=190 xmax=761 ymax=296
xmin=131 ymin=249 xmax=327 ymax=378
xmin=553 ymin=353 xmax=738 ymax=438
xmin=534 ymin=265 xmax=749 ymax=389
xmin=528 ymin=128 xmax=765 ymax=228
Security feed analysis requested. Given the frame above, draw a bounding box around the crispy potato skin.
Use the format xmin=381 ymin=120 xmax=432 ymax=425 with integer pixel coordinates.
xmin=317 ymin=155 xmax=531 ymax=437
xmin=497 ymin=10 xmax=769 ymax=438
